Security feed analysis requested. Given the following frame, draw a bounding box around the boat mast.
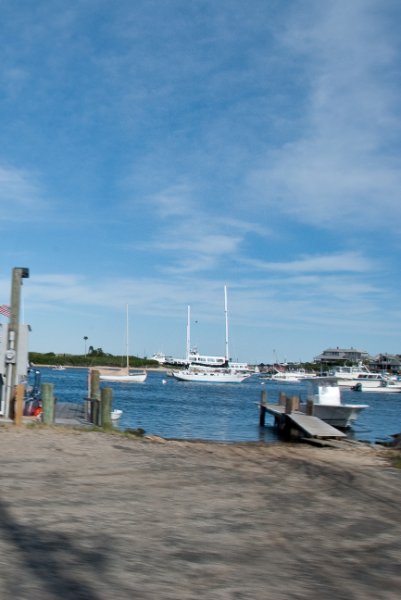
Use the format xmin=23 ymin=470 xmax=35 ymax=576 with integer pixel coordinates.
xmin=126 ymin=303 xmax=129 ymax=371
xmin=186 ymin=305 xmax=191 ymax=361
xmin=224 ymin=285 xmax=229 ymax=362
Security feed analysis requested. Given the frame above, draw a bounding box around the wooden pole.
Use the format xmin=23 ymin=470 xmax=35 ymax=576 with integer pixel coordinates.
xmin=41 ymin=383 xmax=55 ymax=424
xmin=278 ymin=391 xmax=286 ymax=406
xmin=13 ymin=384 xmax=25 ymax=426
xmin=306 ymin=398 xmax=314 ymax=415
xmin=89 ymin=370 xmax=101 ymax=424
xmin=100 ymin=387 xmax=112 ymax=429
xmin=259 ymin=389 xmax=267 ymax=426
xmin=285 ymin=395 xmax=299 ymax=414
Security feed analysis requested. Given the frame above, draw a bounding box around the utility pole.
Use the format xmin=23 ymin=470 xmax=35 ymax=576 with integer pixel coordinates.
xmin=4 ymin=267 xmax=29 ymax=419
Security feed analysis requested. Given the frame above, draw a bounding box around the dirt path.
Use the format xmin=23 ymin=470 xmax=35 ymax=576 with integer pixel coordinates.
xmin=0 ymin=426 xmax=400 ymax=599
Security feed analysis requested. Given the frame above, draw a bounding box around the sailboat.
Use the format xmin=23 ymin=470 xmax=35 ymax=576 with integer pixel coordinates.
xmin=172 ymin=287 xmax=252 ymax=383
xmin=98 ymin=305 xmax=147 ymax=384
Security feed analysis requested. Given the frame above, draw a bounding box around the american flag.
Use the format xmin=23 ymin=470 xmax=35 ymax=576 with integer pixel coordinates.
xmin=0 ymin=304 xmax=10 ymax=318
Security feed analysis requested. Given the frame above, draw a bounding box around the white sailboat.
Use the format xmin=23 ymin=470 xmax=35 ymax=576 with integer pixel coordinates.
xmin=172 ymin=287 xmax=252 ymax=384
xmin=98 ymin=305 xmax=147 ymax=384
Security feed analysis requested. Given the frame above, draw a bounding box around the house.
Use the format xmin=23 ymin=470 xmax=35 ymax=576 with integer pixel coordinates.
xmin=314 ymin=347 xmax=371 ymax=365
xmin=369 ymin=354 xmax=401 ymax=374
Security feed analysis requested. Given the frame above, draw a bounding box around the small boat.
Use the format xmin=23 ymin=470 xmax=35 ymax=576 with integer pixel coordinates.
xmin=300 ymin=384 xmax=368 ymax=428
xmin=267 ymin=368 xmax=316 ymax=383
xmin=52 ymin=365 xmax=66 ymax=371
xmin=111 ymin=409 xmax=123 ymax=420
xmin=99 ymin=305 xmax=147 ymax=384
xmin=352 ymin=382 xmax=401 ymax=393
xmin=98 ymin=368 xmax=147 ymax=383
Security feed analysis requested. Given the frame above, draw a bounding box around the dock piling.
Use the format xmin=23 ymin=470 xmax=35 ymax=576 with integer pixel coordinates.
xmin=13 ymin=384 xmax=25 ymax=426
xmin=41 ymin=383 xmax=55 ymax=424
xmin=100 ymin=387 xmax=112 ymax=429
xmin=306 ymin=398 xmax=314 ymax=416
xmin=259 ymin=389 xmax=267 ymax=426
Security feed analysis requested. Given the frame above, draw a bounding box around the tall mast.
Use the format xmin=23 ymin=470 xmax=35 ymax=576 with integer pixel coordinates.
xmin=224 ymin=285 xmax=229 ymax=361
xmin=186 ymin=305 xmax=191 ymax=361
xmin=126 ymin=303 xmax=129 ymax=371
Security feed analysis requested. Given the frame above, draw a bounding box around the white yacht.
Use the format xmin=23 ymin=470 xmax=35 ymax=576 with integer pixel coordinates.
xmin=268 ymin=368 xmax=316 ymax=383
xmin=172 ymin=367 xmax=251 ymax=383
xmin=312 ymin=363 xmax=384 ymax=388
xmin=172 ymin=286 xmax=251 ymax=383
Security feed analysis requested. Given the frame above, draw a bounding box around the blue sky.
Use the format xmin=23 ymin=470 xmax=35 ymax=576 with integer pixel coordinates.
xmin=1 ymin=0 xmax=400 ymax=363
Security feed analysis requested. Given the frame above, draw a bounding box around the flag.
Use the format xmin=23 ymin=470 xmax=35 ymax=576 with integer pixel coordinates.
xmin=0 ymin=304 xmax=10 ymax=318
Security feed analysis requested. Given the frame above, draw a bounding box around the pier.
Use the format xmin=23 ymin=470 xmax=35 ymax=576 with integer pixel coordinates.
xmin=259 ymin=390 xmax=346 ymax=440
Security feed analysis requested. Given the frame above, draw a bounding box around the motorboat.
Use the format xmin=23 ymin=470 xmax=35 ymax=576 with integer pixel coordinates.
xmin=265 ymin=368 xmax=316 ymax=383
xmin=311 ymin=363 xmax=384 ymax=388
xmin=111 ymin=409 xmax=123 ymax=420
xmin=150 ymin=352 xmax=188 ymax=367
xmin=300 ymin=384 xmax=368 ymax=428
xmin=352 ymin=380 xmax=401 ymax=393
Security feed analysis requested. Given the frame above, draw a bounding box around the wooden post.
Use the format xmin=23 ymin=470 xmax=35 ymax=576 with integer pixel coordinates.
xmin=13 ymin=384 xmax=25 ymax=426
xmin=41 ymin=383 xmax=55 ymax=424
xmin=100 ymin=387 xmax=112 ymax=429
xmin=278 ymin=391 xmax=286 ymax=406
xmin=285 ymin=395 xmax=299 ymax=414
xmin=259 ymin=389 xmax=267 ymax=426
xmin=89 ymin=370 xmax=101 ymax=424
xmin=90 ymin=369 xmax=100 ymax=399
xmin=306 ymin=398 xmax=314 ymax=415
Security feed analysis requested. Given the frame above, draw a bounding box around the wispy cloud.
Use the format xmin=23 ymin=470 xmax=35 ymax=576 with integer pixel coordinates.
xmin=250 ymin=0 xmax=401 ymax=230
xmin=0 ymin=164 xmax=48 ymax=224
xmin=241 ymin=251 xmax=374 ymax=274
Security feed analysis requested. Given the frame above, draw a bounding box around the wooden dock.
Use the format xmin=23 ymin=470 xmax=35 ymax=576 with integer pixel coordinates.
xmin=259 ymin=401 xmax=346 ymax=440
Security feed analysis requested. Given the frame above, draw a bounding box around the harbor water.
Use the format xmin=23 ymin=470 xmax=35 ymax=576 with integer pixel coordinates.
xmin=38 ymin=368 xmax=400 ymax=444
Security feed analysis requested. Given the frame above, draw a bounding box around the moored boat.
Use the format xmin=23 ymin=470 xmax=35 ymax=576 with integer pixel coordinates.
xmin=98 ymin=367 xmax=147 ymax=383
xmin=171 ymin=366 xmax=251 ymax=383
xmin=98 ymin=305 xmax=147 ymax=384
xmin=171 ymin=286 xmax=252 ymax=383
xmin=310 ymin=363 xmax=384 ymax=388
xmin=300 ymin=384 xmax=368 ymax=428
xmin=267 ymin=368 xmax=316 ymax=383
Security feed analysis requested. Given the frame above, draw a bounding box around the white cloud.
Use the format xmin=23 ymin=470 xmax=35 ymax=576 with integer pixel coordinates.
xmin=0 ymin=164 xmax=48 ymax=223
xmin=241 ymin=251 xmax=373 ymax=274
xmin=250 ymin=0 xmax=401 ymax=230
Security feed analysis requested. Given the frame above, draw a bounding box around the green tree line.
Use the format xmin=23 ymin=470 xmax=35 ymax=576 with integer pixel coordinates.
xmin=29 ymin=351 xmax=158 ymax=368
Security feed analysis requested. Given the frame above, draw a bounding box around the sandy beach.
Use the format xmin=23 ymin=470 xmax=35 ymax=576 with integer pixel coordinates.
xmin=0 ymin=426 xmax=400 ymax=599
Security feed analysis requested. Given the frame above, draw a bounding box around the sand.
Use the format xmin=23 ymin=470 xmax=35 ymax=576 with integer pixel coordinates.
xmin=0 ymin=426 xmax=400 ymax=600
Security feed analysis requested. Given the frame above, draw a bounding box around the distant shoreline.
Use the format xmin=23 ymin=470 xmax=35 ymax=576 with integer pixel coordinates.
xmin=30 ymin=363 xmax=169 ymax=372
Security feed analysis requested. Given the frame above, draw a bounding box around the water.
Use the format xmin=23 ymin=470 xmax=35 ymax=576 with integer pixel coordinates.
xmin=37 ymin=368 xmax=401 ymax=444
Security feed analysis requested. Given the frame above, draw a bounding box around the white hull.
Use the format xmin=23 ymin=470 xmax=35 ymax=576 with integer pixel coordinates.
xmin=269 ymin=375 xmax=310 ymax=383
xmin=301 ymin=385 xmax=368 ymax=428
xmin=172 ymin=369 xmax=250 ymax=383
xmin=100 ymin=373 xmax=147 ymax=383
xmin=300 ymin=403 xmax=368 ymax=428
xmin=352 ymin=385 xmax=401 ymax=394
xmin=312 ymin=376 xmax=384 ymax=388
xmin=111 ymin=409 xmax=123 ymax=420
xmin=265 ymin=368 xmax=316 ymax=383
